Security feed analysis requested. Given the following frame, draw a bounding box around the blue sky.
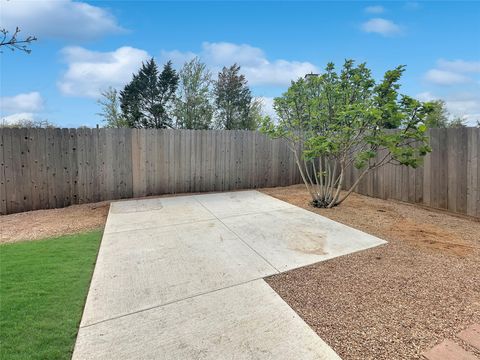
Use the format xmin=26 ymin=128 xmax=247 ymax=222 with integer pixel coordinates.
xmin=1 ymin=0 xmax=479 ymax=127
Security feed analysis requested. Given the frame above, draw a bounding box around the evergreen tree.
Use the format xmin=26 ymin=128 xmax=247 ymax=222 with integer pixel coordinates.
xmin=213 ymin=64 xmax=258 ymax=130
xmin=120 ymin=73 xmax=142 ymax=127
xmin=120 ymin=59 xmax=179 ymax=128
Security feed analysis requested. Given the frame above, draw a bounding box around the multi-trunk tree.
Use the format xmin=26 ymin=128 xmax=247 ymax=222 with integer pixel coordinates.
xmin=262 ymin=60 xmax=432 ymax=208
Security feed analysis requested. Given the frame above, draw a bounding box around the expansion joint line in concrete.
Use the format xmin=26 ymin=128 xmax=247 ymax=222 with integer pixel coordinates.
xmin=80 ymin=276 xmax=271 ymax=330
xmin=192 ymin=197 xmax=282 ymax=274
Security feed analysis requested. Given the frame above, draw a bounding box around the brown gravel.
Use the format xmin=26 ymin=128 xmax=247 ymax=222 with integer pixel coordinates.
xmin=261 ymin=184 xmax=480 ymax=360
xmin=0 ymin=202 xmax=110 ymax=244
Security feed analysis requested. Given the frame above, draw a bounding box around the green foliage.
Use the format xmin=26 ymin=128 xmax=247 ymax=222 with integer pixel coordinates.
xmin=423 ymin=99 xmax=450 ymax=128
xmin=213 ymin=64 xmax=259 ymax=130
xmin=261 ymin=59 xmax=432 ymax=207
xmin=448 ymin=116 xmax=467 ymax=128
xmin=0 ymin=231 xmax=102 ymax=360
xmin=120 ymin=58 xmax=179 ymax=128
xmin=97 ymin=86 xmax=128 ymax=128
xmin=119 ymin=73 xmax=142 ymax=127
xmin=374 ymin=64 xmax=405 ymax=129
xmin=174 ymin=57 xmax=214 ymax=129
xmin=421 ymin=99 xmax=469 ymax=128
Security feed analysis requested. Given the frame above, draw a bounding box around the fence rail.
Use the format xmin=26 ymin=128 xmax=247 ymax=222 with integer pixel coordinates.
xmin=1 ymin=128 xmax=479 ymax=217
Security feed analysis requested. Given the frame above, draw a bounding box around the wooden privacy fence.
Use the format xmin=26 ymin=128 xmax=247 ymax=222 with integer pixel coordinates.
xmin=0 ymin=128 xmax=301 ymax=215
xmin=343 ymin=127 xmax=479 ymax=218
xmin=1 ymin=127 xmax=479 ymax=217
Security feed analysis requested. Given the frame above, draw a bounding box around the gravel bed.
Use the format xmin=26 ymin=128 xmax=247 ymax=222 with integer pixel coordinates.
xmin=261 ymin=185 xmax=480 ymax=360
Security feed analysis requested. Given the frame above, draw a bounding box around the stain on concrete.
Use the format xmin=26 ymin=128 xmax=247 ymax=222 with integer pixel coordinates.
xmin=287 ymin=228 xmax=326 ymax=255
xmin=111 ymin=200 xmax=164 ymax=213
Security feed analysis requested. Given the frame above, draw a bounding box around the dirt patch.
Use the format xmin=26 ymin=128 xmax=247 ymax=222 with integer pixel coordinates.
xmin=389 ymin=219 xmax=476 ymax=256
xmin=261 ymin=184 xmax=480 ymax=360
xmin=1 ymin=202 xmax=110 ymax=244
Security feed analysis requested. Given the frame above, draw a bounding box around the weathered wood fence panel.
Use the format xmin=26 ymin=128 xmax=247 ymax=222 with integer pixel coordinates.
xmin=344 ymin=128 xmax=480 ymax=217
xmin=1 ymin=128 xmax=478 ymax=217
xmin=0 ymin=129 xmax=301 ymax=215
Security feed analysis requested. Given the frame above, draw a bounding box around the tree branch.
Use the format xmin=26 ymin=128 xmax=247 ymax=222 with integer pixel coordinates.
xmin=0 ymin=27 xmax=37 ymax=54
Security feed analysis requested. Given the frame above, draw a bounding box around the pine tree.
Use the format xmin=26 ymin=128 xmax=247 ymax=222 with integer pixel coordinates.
xmin=120 ymin=73 xmax=143 ymax=128
xmin=120 ymin=58 xmax=179 ymax=128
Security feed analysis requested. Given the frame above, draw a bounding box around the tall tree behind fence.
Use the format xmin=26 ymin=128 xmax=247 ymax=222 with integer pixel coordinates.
xmin=0 ymin=129 xmax=300 ymax=215
xmin=1 ymin=128 xmax=479 ymax=217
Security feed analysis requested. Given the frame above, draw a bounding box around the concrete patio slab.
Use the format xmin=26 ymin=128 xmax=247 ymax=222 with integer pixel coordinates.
xmin=194 ymin=190 xmax=296 ymax=218
xmin=222 ymin=207 xmax=387 ymax=271
xmin=82 ymin=219 xmax=277 ymax=326
xmin=104 ymin=196 xmax=215 ymax=234
xmin=74 ymin=190 xmax=387 ymax=359
xmin=74 ymin=280 xmax=341 ymax=360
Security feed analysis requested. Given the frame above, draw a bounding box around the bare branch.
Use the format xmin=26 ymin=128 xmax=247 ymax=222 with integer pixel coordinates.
xmin=0 ymin=27 xmax=37 ymax=54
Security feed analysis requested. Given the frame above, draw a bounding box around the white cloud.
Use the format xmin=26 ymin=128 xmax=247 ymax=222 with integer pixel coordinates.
xmin=1 ymin=112 xmax=36 ymax=125
xmin=160 ymin=50 xmax=197 ymax=66
xmin=162 ymin=42 xmax=318 ymax=86
xmin=416 ymin=91 xmax=480 ymax=126
xmin=424 ymin=69 xmax=471 ymax=85
xmin=0 ymin=92 xmax=44 ymax=113
xmin=59 ymin=42 xmax=313 ymax=98
xmin=1 ymin=0 xmax=124 ymax=40
xmin=361 ymin=18 xmax=402 ymax=36
xmin=424 ymin=59 xmax=480 ymax=86
xmin=416 ymin=92 xmax=436 ymax=102
xmin=365 ymin=6 xmax=385 ymax=14
xmin=436 ymin=59 xmax=480 ymax=74
xmin=201 ymin=42 xmax=266 ymax=67
xmin=443 ymin=93 xmax=480 ymax=125
xmin=58 ymin=46 xmax=150 ymax=98
xmin=421 ymin=58 xmax=480 ymax=124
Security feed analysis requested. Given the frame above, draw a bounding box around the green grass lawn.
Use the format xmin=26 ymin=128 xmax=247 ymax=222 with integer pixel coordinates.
xmin=0 ymin=230 xmax=102 ymax=360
